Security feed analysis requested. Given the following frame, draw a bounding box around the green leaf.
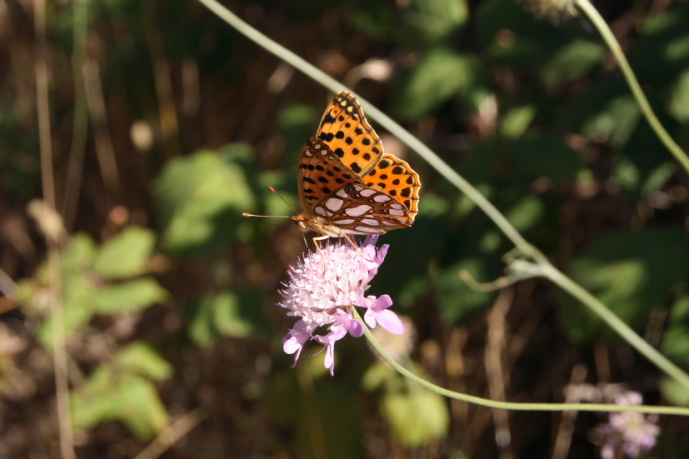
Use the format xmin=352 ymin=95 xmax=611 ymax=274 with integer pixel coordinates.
xmin=582 ymin=95 xmax=641 ymax=148
xmin=669 ymin=69 xmax=689 ymax=121
xmin=641 ymin=161 xmax=677 ymax=197
xmin=396 ymin=0 xmax=468 ymax=48
xmin=71 ymin=366 xmax=119 ymax=430
xmin=92 ymin=278 xmax=169 ymax=314
xmin=559 ymin=228 xmax=689 ymax=342
xmin=153 ymin=145 xmax=256 ymax=257
xmin=115 ymin=342 xmax=173 ymax=381
xmin=187 ymin=291 xmax=263 ymax=346
xmin=506 ymin=195 xmax=545 ymax=233
xmin=60 ymin=233 xmax=97 ymax=275
xmin=539 ymin=40 xmax=606 ymax=85
xmin=660 ymin=377 xmax=689 ymax=407
xmin=71 ymin=343 xmax=171 ymax=440
xmin=381 ymin=373 xmax=449 ymax=447
xmin=395 ymin=48 xmax=484 ymax=120
xmin=661 ymin=296 xmax=689 ymax=368
xmin=116 ymin=374 xmax=170 ymax=439
xmin=499 ymin=105 xmax=536 ymax=138
xmin=38 ymin=274 xmax=100 ymax=348
xmin=92 ymin=226 xmax=156 ymax=279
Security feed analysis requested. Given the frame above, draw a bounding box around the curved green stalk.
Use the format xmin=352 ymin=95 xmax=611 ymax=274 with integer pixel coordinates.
xmin=352 ymin=308 xmax=689 ymax=416
xmin=196 ymin=0 xmax=689 ymax=392
xmin=575 ymin=0 xmax=689 ymax=175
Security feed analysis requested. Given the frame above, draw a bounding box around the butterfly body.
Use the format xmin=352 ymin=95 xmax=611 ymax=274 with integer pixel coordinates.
xmin=294 ymin=93 xmax=420 ymax=239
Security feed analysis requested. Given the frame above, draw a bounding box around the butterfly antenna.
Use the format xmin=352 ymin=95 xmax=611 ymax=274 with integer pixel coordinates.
xmin=242 ymin=187 xmax=299 ymax=219
xmin=242 ymin=213 xmax=290 ymax=218
xmin=269 ymin=186 xmax=300 ymax=214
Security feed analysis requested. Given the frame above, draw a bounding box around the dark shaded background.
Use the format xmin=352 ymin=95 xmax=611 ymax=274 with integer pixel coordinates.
xmin=1 ymin=0 xmax=689 ymax=457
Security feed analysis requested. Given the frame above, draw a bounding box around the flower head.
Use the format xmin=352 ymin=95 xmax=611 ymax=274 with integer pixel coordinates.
xmin=593 ymin=391 xmax=660 ymax=459
xmin=279 ymin=236 xmax=404 ymax=375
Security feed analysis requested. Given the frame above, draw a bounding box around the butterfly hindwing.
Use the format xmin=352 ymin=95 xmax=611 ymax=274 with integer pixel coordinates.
xmin=362 ymin=154 xmax=420 ymax=223
xmin=316 ymin=92 xmax=384 ymax=177
xmin=312 ymin=183 xmax=412 ymax=235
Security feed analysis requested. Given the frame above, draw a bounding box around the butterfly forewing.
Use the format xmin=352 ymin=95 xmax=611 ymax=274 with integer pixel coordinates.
xmin=316 ymin=92 xmax=384 ymax=176
xmin=297 ymin=137 xmax=366 ymax=217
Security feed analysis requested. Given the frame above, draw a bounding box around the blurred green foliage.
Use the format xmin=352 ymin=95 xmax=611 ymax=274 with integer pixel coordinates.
xmin=17 ymin=228 xmax=167 ymax=348
xmin=363 ymin=362 xmax=449 ymax=447
xmin=71 ymin=342 xmax=172 ymax=439
xmin=152 ymin=144 xmax=256 ymax=257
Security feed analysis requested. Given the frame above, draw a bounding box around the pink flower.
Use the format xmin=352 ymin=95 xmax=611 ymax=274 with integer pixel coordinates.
xmin=279 ymin=236 xmax=403 ymax=375
xmin=594 ymin=391 xmax=660 ymax=459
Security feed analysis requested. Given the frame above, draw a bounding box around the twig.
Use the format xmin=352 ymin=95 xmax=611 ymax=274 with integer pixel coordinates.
xmin=83 ymin=59 xmax=121 ymax=201
xmin=61 ymin=0 xmax=90 ymax=231
xmin=485 ymin=289 xmax=514 ymax=459
xmin=33 ymin=0 xmax=75 ymax=457
xmin=133 ymin=408 xmax=208 ymax=459
xmin=552 ymin=365 xmax=588 ymax=459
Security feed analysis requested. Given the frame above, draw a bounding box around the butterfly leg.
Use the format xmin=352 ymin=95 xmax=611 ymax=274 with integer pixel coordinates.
xmin=340 ymin=233 xmax=374 ymax=263
xmin=312 ymin=235 xmax=332 ymax=269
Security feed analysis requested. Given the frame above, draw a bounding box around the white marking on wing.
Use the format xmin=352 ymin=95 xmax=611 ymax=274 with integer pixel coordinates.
xmin=345 ymin=205 xmax=371 ymax=217
xmin=361 ymin=219 xmax=380 ymax=226
xmin=314 ymin=206 xmax=327 ymax=216
xmin=390 ymin=203 xmax=403 ymax=209
xmin=373 ymin=194 xmax=391 ymax=202
xmin=335 ymin=219 xmax=356 ymax=225
xmin=389 ymin=209 xmax=406 ymax=216
xmin=355 ymin=226 xmax=381 ymax=233
xmin=359 ymin=189 xmax=376 ymax=197
xmin=325 ymin=198 xmax=344 ymax=212
xmin=336 ymin=189 xmax=348 ymax=198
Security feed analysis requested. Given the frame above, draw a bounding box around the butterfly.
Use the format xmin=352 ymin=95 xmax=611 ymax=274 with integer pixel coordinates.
xmin=290 ymin=92 xmax=420 ymax=242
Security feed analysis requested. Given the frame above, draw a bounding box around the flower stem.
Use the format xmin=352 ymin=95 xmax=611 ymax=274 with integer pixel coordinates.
xmin=574 ymin=0 xmax=689 ymax=175
xmin=353 ymin=307 xmax=689 ymax=417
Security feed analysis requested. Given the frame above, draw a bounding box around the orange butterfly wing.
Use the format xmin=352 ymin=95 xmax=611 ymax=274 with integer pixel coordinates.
xmin=315 ymin=92 xmax=384 ymax=176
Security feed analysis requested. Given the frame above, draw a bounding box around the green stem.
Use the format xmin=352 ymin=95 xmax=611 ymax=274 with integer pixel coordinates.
xmin=352 ymin=308 xmax=689 ymax=416
xmin=575 ymin=0 xmax=689 ymax=175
